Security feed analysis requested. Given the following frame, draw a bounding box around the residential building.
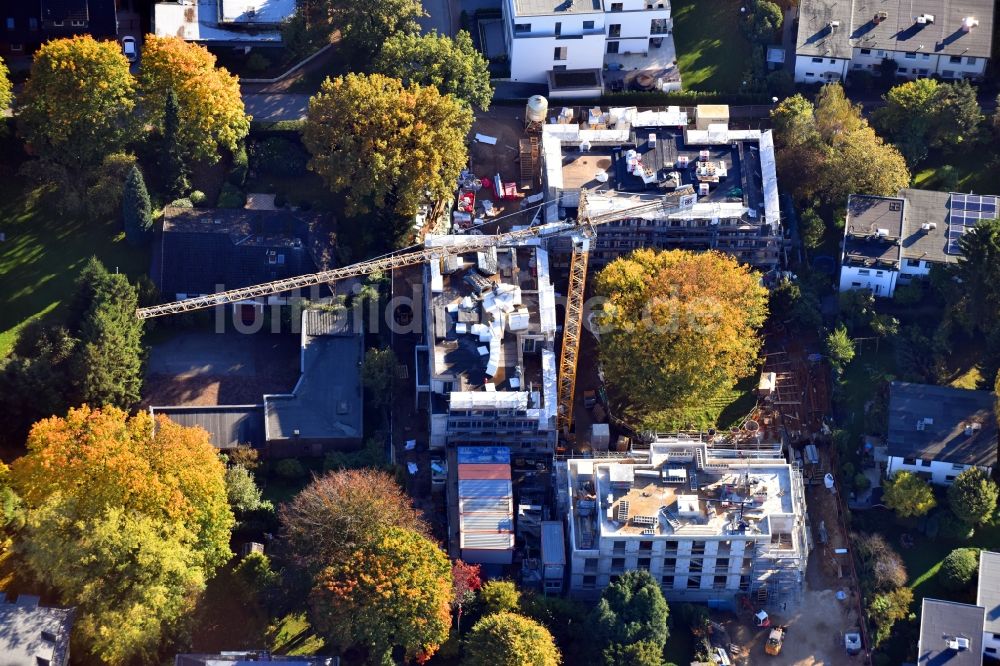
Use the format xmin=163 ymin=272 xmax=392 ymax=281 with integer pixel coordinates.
xmin=559 ymin=429 xmax=809 ymax=606
xmin=886 ymin=381 xmax=997 ymax=485
xmin=978 ymin=551 xmax=1000 ymax=660
xmin=153 ymin=0 xmax=295 ymax=46
xmin=793 ymin=0 xmax=995 ymax=83
xmin=540 ymin=520 xmax=567 ymax=594
xmin=417 ymin=238 xmax=558 ymax=452
xmin=917 ymin=598 xmax=985 ymax=666
xmin=838 ymin=189 xmax=1000 ymax=298
xmin=176 ymin=654 xmax=335 ymax=666
xmin=502 ymin=0 xmax=677 ymax=95
xmin=0 ymin=594 xmax=76 ymax=666
xmin=1 ymin=0 xmax=120 ymax=56
xmin=541 ymin=105 xmax=783 ymax=271
xmin=154 ymin=206 xmax=327 ymax=317
xmin=450 ymin=446 xmax=515 ymax=565
xmin=154 ymin=308 xmax=364 ymax=456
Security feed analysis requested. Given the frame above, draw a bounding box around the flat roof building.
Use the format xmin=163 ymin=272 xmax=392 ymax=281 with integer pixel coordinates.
xmin=0 ymin=595 xmax=75 ymax=666
xmin=978 ymin=551 xmax=1000 ymax=660
xmin=560 ymin=429 xmax=808 ymax=607
xmin=917 ymin=598 xmax=985 ymax=666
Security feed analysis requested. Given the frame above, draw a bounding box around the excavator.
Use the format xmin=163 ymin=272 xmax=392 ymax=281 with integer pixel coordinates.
xmin=136 ymin=191 xmax=690 ymax=437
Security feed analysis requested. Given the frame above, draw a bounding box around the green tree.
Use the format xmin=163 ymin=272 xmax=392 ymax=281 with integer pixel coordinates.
xmin=956 ymin=218 xmax=1000 ymax=332
xmin=330 ymin=0 xmax=423 ymax=60
xmin=139 ymin=36 xmax=249 ymax=163
xmin=17 ymin=35 xmax=135 ymax=172
xmin=742 ymin=0 xmax=783 ymax=42
xmin=590 ymin=570 xmax=669 ymax=666
xmin=883 ymin=471 xmax=936 ymax=518
xmin=594 ymin=249 xmax=768 ymax=428
xmin=122 ymin=165 xmax=153 ymax=246
xmin=769 ymin=278 xmax=821 ymax=332
xmin=825 ymin=324 xmax=855 ymax=373
xmin=309 ymin=527 xmax=452 ymax=664
xmin=771 ymin=94 xmax=819 ymax=148
xmin=814 ymin=83 xmax=864 ymax=144
xmin=225 ymin=464 xmax=273 ymax=514
xmin=279 ymin=469 xmax=430 ymax=577
xmin=303 ymin=73 xmax=473 ymax=224
xmin=820 ymin=125 xmax=910 ymax=202
xmin=868 ymin=587 xmax=912 ymax=647
xmin=233 ymin=551 xmax=281 ymax=605
xmin=0 ymin=55 xmax=12 ymax=117
xmin=947 ymin=467 xmax=999 ymax=526
xmin=361 ymin=347 xmax=397 ymax=410
xmin=800 ymin=207 xmax=825 ymax=249
xmin=479 ymin=580 xmax=522 ymax=615
xmin=376 ymin=30 xmax=493 ymax=110
xmin=12 ymin=406 xmax=234 ymax=664
xmin=161 ymin=89 xmax=190 ymax=196
xmin=463 ymin=612 xmax=561 ymax=666
xmin=72 ymin=270 xmax=145 ymax=409
xmin=931 ymin=78 xmax=982 ymax=148
xmin=940 ymin=547 xmax=980 ymax=591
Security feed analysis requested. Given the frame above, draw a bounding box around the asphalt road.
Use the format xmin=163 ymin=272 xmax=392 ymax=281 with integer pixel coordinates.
xmin=419 ymin=0 xmax=457 ymax=36
xmin=243 ymin=93 xmax=310 ymax=122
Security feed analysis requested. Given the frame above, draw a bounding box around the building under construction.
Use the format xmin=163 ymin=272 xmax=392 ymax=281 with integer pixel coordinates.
xmin=558 ymin=428 xmax=810 ymax=609
xmin=539 ymin=105 xmax=785 ymax=270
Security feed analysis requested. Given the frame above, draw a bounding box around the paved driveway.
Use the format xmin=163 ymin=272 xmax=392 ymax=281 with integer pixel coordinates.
xmin=419 ymin=0 xmax=458 ymax=36
xmin=243 ymin=93 xmax=311 ymax=122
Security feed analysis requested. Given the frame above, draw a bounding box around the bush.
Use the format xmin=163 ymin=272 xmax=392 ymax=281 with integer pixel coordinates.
xmin=250 ymin=137 xmax=309 ymax=177
xmin=245 ymin=52 xmax=272 ymax=74
xmin=228 ymin=144 xmax=249 ymax=186
xmin=189 ymin=190 xmax=207 ymax=207
xmin=478 ymin=580 xmax=521 ymax=615
xmin=940 ymin=547 xmax=980 ymax=591
xmin=217 ymin=182 xmax=246 ymax=209
xmin=169 ymin=197 xmax=194 ymax=208
xmin=274 ymin=458 xmax=307 ymax=479
xmin=854 ymin=473 xmax=871 ymax=492
xmin=893 ymin=281 xmax=925 ymax=306
xmin=939 ymin=514 xmax=976 ymax=540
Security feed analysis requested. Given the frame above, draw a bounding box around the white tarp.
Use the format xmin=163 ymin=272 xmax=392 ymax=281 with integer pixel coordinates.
xmin=449 ymin=391 xmax=528 ymax=411
xmin=429 ymin=257 xmax=443 ymax=293
xmin=759 ymin=130 xmax=781 ymax=232
xmin=541 ymin=349 xmax=558 ymax=428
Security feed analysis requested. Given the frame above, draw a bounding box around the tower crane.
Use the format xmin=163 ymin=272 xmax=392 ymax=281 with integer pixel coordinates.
xmin=136 ymin=192 xmax=686 ymax=437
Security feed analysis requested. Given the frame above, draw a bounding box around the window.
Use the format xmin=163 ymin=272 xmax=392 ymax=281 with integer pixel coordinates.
xmin=687 ymin=575 xmax=701 ymax=589
xmin=920 ymin=53 xmax=929 ymax=60
xmin=663 ymin=557 xmax=676 ymax=569
xmin=691 ymin=541 xmax=706 ymax=555
xmin=613 ymin=540 xmax=626 ymax=554
xmin=639 ymin=540 xmax=653 ymax=552
xmin=608 ymin=24 xmax=621 ymax=38
xmin=5 ymin=17 xmax=13 ymax=30
xmin=811 ymin=57 xmax=823 ymax=63
xmin=71 ymin=19 xmax=85 ymax=27
xmin=714 ymin=575 xmax=727 ymax=588
xmin=606 ymin=41 xmax=619 ymax=54
xmin=853 ymin=63 xmax=863 ymax=69
xmin=876 ymin=271 xmax=884 ymax=276
xmin=664 ymin=541 xmax=678 ymax=552
xmin=905 ymin=52 xmax=916 ymax=59
xmin=875 ymin=50 xmax=885 ymax=56
xmin=553 ymin=46 xmax=567 ymax=61
xmin=52 ymin=20 xmax=64 ymax=26
xmin=946 ymin=475 xmax=957 ymax=482
xmin=858 ymin=269 xmax=870 ymax=275
xmin=986 ymin=647 xmax=997 ymax=655
xmin=611 ymin=557 xmax=625 ymax=571
xmin=584 ymin=558 xmax=598 ymax=573
xmin=10 ymin=43 xmax=21 ymax=51
xmin=553 ymin=64 xmax=567 ymax=70
xmin=609 ymin=575 xmax=621 ymax=584
xmin=661 ymin=575 xmax=675 ymax=587
xmin=860 ymin=48 xmax=871 ymax=55
xmin=918 ymin=69 xmax=929 ymax=76
xmin=554 ymin=21 xmax=561 ymax=35
xmin=583 ymin=20 xmax=594 ymax=29
xmin=906 ymin=259 xmax=920 ymax=267
xmin=610 ymin=2 xmax=623 ymax=10
xmin=903 ymin=457 xmax=917 ymax=465
xmin=514 ymin=23 xmax=530 ymax=33
xmin=689 ymin=559 xmax=703 ymax=573
xmin=582 ymin=574 xmax=597 ymax=588
xmin=829 ymin=58 xmax=836 ymax=64
xmin=952 ymin=463 xmax=965 ymax=471
xmin=638 ymin=557 xmax=651 ymax=570
xmin=805 ymin=72 xmax=815 ymax=77
xmin=716 ymin=557 xmax=730 ymax=570
xmin=993 ymin=633 xmax=1000 ymax=640
xmin=739 ymin=575 xmax=750 ymax=591
xmin=967 ymin=57 xmax=977 ymax=65
xmin=942 ymin=70 xmax=955 ymax=78
xmin=898 ymin=67 xmax=907 ymax=73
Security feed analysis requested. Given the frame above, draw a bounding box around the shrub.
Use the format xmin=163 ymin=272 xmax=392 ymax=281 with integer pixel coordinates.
xmin=854 ymin=473 xmax=871 ymax=492
xmin=250 ymin=137 xmax=309 ymax=177
xmin=940 ymin=547 xmax=980 ymax=591
xmin=478 ymin=580 xmax=521 ymax=615
xmin=853 ymin=532 xmax=907 ymax=593
xmin=228 ymin=144 xmax=249 ymax=186
xmin=274 ymin=458 xmax=307 ymax=479
xmin=245 ymin=52 xmax=271 ymax=74
xmin=189 ymin=190 xmax=207 ymax=207
xmin=939 ymin=513 xmax=976 ymax=540
xmin=217 ymin=182 xmax=246 ymax=209
xmin=169 ymin=197 xmax=194 ymax=208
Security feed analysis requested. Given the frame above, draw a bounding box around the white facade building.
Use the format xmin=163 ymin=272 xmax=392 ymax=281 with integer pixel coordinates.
xmin=559 ymin=432 xmax=809 ymax=607
xmin=793 ymin=0 xmax=994 ymax=83
xmin=503 ymin=0 xmax=675 ymax=94
xmin=886 ymin=382 xmax=997 ymax=486
xmin=978 ymin=551 xmax=1000 ymax=660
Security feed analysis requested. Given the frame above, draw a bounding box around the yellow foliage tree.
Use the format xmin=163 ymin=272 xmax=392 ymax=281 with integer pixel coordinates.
xmin=303 ymin=73 xmax=472 ymax=223
xmin=138 ymin=35 xmax=249 ymax=162
xmin=594 ymin=249 xmax=769 ymax=428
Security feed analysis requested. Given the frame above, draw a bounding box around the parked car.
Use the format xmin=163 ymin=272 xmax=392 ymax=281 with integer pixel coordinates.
xmin=121 ymin=37 xmax=138 ymax=62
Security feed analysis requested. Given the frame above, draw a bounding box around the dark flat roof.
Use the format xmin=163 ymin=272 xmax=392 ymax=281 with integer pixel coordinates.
xmin=152 ymin=405 xmax=265 ymax=450
xmin=899 ymin=189 xmax=955 ymax=264
xmin=0 ymin=598 xmax=75 ymax=666
xmin=917 ymin=598 xmax=985 ymax=666
xmin=887 ymin=381 xmax=997 ymax=467
xmin=843 ymin=195 xmax=904 ymax=267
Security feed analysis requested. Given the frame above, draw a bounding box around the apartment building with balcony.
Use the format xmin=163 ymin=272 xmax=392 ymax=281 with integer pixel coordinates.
xmin=559 ymin=431 xmax=809 ymax=607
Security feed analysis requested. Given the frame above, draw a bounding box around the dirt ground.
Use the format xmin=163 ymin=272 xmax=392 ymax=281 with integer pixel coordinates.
xmin=142 ymin=330 xmax=300 ymax=407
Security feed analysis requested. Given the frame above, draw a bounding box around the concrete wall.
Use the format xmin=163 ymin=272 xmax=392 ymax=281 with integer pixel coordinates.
xmin=839 ymin=264 xmax=898 ymax=298
xmin=886 ymin=456 xmax=992 ymax=485
xmin=984 ymin=630 xmax=1000 ymax=660
xmin=796 ymin=48 xmax=987 ymax=82
xmin=793 ymin=54 xmax=850 ymax=82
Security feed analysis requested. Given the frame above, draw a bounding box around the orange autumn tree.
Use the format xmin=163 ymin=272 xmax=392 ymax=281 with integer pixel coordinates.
xmin=11 ymin=406 xmax=234 ymax=664
xmin=594 ymin=248 xmax=769 ymax=429
xmin=310 ymin=527 xmax=452 ymax=664
xmin=138 ymin=35 xmax=249 ymax=162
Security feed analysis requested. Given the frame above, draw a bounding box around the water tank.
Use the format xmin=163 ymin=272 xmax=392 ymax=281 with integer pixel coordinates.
xmin=525 ymin=95 xmax=548 ymax=124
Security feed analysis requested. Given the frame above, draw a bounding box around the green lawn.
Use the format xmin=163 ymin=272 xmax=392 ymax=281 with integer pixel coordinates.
xmin=0 ymin=176 xmax=150 ymax=356
xmin=912 ymin=148 xmax=1000 ymax=193
xmin=672 ymin=0 xmax=753 ymax=91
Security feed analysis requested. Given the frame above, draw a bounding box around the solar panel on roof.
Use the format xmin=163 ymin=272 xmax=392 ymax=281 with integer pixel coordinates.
xmin=946 ymin=193 xmax=1000 ymax=255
